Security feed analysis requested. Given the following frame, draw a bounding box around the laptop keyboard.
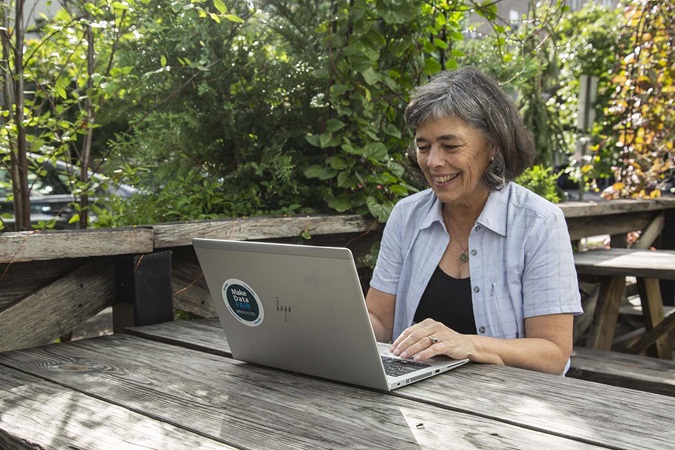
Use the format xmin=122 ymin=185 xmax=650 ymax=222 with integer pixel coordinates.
xmin=381 ymin=356 xmax=431 ymax=377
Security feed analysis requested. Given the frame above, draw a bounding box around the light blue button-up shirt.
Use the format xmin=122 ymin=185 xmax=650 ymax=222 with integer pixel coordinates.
xmin=370 ymin=182 xmax=583 ymax=341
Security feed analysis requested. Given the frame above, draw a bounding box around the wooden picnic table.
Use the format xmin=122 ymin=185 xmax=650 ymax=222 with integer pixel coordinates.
xmin=1 ymin=318 xmax=674 ymax=449
xmin=575 ymin=248 xmax=675 ymax=359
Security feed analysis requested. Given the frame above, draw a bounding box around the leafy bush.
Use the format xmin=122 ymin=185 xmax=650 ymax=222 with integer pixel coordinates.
xmin=515 ymin=165 xmax=562 ymax=203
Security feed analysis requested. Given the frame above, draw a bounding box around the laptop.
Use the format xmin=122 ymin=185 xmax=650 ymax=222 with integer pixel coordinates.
xmin=192 ymin=238 xmax=468 ymax=391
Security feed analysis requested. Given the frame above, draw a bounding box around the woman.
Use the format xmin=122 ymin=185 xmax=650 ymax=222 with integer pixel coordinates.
xmin=366 ymin=68 xmax=583 ymax=375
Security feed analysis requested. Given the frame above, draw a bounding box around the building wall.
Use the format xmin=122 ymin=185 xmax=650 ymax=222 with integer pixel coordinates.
xmin=467 ymin=0 xmax=621 ymax=36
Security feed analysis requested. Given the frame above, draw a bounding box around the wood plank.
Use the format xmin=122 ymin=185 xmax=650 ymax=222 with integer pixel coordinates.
xmin=569 ymin=347 xmax=675 ymax=397
xmin=0 ymin=336 xmax=600 ymax=450
xmin=574 ymin=248 xmax=675 ymax=279
xmin=586 ymin=276 xmax=626 ymax=350
xmin=152 ymin=214 xmax=381 ymax=248
xmin=0 ymin=364 xmax=231 ymax=449
xmin=632 ymin=212 xmax=665 ymax=249
xmin=565 ymin=212 xmax=653 ymax=241
xmin=170 ymin=247 xmax=217 ymax=318
xmin=627 ymin=312 xmax=675 ymax=356
xmin=0 ymin=259 xmax=115 ymax=352
xmin=558 ymin=197 xmax=675 ymax=218
xmin=636 ymin=278 xmax=672 ymax=359
xmin=127 ymin=319 xmax=675 ymax=450
xmin=0 ymin=258 xmax=83 ymax=310
xmin=0 ymin=228 xmax=153 ymax=263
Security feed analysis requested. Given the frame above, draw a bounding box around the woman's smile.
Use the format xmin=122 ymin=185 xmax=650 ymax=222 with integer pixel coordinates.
xmin=415 ymin=116 xmax=492 ymax=206
xmin=431 ymin=173 xmax=460 ymax=185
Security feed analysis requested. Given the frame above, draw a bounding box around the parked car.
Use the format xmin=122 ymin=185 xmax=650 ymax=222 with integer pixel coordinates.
xmin=0 ymin=153 xmax=136 ymax=231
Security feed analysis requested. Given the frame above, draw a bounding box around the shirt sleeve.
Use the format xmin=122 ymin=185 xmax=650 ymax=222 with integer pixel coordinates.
xmin=369 ymin=203 xmax=405 ymax=296
xmin=521 ymin=208 xmax=583 ymax=318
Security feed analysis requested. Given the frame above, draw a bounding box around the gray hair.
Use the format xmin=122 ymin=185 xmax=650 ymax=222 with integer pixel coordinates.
xmin=404 ymin=67 xmax=534 ymax=189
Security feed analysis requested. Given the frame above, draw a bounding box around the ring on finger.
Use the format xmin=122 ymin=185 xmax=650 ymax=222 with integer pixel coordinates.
xmin=428 ymin=335 xmax=439 ymax=345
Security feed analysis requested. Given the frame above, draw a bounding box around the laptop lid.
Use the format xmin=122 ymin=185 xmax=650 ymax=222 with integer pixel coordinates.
xmin=193 ymin=238 xmax=466 ymax=390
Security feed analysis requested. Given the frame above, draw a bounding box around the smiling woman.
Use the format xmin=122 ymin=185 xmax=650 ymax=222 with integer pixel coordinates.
xmin=366 ymin=67 xmax=583 ymax=376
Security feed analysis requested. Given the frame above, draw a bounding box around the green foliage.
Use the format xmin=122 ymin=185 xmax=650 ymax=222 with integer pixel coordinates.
xmin=0 ymin=0 xmax=242 ymax=230
xmin=106 ymin=0 xmax=487 ymax=224
xmin=594 ymin=0 xmax=674 ymax=199
xmin=8 ymin=0 xmax=663 ymax=232
xmin=515 ymin=165 xmax=562 ymax=203
xmin=552 ymin=2 xmax=623 ymax=187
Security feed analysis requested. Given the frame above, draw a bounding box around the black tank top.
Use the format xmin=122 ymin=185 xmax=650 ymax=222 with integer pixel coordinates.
xmin=413 ymin=265 xmax=477 ymax=335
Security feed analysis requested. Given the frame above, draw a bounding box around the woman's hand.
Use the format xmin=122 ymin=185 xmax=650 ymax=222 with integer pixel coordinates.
xmin=390 ymin=318 xmax=474 ymax=362
xmin=391 ymin=315 xmax=574 ymax=374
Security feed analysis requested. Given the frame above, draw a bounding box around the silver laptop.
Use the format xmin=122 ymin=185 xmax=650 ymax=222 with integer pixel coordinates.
xmin=193 ymin=238 xmax=468 ymax=391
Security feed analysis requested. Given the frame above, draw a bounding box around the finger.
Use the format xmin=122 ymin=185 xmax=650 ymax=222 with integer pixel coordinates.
xmin=394 ymin=330 xmax=437 ymax=359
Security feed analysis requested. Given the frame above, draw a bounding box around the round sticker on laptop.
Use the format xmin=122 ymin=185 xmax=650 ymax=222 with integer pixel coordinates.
xmin=222 ymin=279 xmax=264 ymax=326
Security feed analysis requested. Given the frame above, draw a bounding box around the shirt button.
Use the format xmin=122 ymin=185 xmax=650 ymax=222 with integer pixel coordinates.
xmin=473 ymin=286 xmax=480 ymax=293
xmin=475 ymin=225 xmax=481 ymax=231
xmin=479 ymin=326 xmax=486 ymax=334
xmin=470 ymin=249 xmax=477 ymax=256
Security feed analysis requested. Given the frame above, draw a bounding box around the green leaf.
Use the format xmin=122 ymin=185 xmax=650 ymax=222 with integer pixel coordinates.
xmin=362 ymin=67 xmax=379 ymax=86
xmin=433 ymin=38 xmax=448 ymax=50
xmin=341 ymin=143 xmax=362 ymax=156
xmin=305 ymin=134 xmax=320 ymax=147
xmin=327 ymin=196 xmax=352 ymax=212
xmin=319 ymin=132 xmax=333 ymax=148
xmin=330 ymin=84 xmax=349 ymax=96
xmin=303 ymin=165 xmax=337 ymax=180
xmin=325 ymin=118 xmax=345 ymax=133
xmin=337 ymin=171 xmax=356 ymax=188
xmin=363 ymin=142 xmax=388 ymax=161
xmin=224 ymin=14 xmax=245 ymax=23
xmin=366 ymin=196 xmax=394 ymax=222
xmin=445 ymin=59 xmax=459 ymax=70
xmin=213 ymin=0 xmax=227 ymax=14
xmin=449 ymin=31 xmax=464 ymax=41
xmin=326 ymin=156 xmax=348 ymax=170
xmin=423 ymin=58 xmax=442 ymax=75
xmin=384 ymin=124 xmax=401 ymax=139
xmin=160 ymin=55 xmax=167 ymax=67
xmin=389 ymin=184 xmax=409 ymax=196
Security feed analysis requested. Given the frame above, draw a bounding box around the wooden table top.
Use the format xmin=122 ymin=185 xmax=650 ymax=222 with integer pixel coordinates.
xmin=574 ymin=248 xmax=675 ymax=279
xmin=1 ymin=318 xmax=674 ymax=449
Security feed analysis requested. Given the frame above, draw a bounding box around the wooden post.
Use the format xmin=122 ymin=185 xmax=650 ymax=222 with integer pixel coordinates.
xmin=636 ymin=278 xmax=673 ymax=359
xmin=587 ymin=276 xmax=626 ymax=350
xmin=660 ymin=208 xmax=675 ymax=306
xmin=113 ymin=251 xmax=173 ymax=333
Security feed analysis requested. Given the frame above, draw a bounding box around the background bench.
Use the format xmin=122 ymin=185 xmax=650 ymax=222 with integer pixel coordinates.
xmin=569 ymin=347 xmax=675 ymax=397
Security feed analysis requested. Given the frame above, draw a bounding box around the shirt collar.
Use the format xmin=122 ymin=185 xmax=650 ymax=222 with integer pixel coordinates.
xmin=419 ymin=191 xmax=444 ymax=230
xmin=475 ymin=183 xmax=510 ymax=237
xmin=416 ymin=184 xmax=511 ymax=236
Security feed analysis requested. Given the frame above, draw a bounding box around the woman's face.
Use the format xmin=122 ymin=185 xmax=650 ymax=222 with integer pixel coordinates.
xmin=415 ymin=116 xmax=493 ymax=207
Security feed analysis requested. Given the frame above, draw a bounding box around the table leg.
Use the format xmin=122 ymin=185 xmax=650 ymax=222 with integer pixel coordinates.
xmin=587 ymin=276 xmax=626 ymax=351
xmin=631 ymin=278 xmax=673 ymax=359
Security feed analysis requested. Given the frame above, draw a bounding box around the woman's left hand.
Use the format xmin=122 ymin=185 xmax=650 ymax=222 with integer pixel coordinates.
xmin=390 ymin=318 xmax=474 ymax=362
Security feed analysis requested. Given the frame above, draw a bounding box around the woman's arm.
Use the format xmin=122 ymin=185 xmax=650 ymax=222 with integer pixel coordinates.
xmin=365 ymin=287 xmax=396 ymax=343
xmin=390 ymin=313 xmax=574 ymax=375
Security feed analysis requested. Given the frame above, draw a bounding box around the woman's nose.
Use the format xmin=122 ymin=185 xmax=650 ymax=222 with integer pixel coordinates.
xmin=425 ymin=146 xmax=444 ymax=168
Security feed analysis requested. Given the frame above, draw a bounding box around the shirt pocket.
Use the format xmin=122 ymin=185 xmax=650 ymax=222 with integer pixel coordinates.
xmin=484 ymin=269 xmax=523 ymax=339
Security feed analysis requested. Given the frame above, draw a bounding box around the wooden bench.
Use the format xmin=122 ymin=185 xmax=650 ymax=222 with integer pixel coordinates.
xmin=569 ymin=347 xmax=675 ymax=397
xmin=574 ymin=248 xmax=675 ymax=360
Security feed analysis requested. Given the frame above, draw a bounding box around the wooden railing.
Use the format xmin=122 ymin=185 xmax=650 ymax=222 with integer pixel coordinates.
xmin=1 ymin=197 xmax=674 ymax=353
